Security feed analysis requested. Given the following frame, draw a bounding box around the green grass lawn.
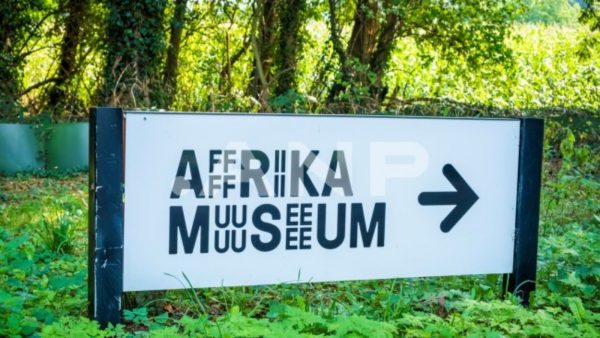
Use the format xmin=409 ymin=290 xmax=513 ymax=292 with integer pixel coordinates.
xmin=0 ymin=147 xmax=598 ymax=337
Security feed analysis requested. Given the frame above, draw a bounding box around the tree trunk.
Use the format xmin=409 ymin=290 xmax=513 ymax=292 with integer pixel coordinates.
xmin=328 ymin=0 xmax=379 ymax=103
xmin=47 ymin=0 xmax=89 ymax=116
xmin=274 ymin=0 xmax=305 ymax=96
xmin=369 ymin=6 xmax=401 ymax=102
xmin=0 ymin=22 xmax=20 ymax=109
xmin=163 ymin=0 xmax=187 ymax=108
xmin=248 ymin=0 xmax=279 ymax=109
xmin=346 ymin=0 xmax=379 ymax=65
xmin=99 ymin=0 xmax=167 ymax=107
xmin=328 ymin=0 xmax=401 ymax=106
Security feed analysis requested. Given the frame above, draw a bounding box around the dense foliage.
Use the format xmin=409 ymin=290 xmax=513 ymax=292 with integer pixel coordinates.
xmin=516 ymin=0 xmax=580 ymax=25
xmin=0 ymin=0 xmax=597 ymax=120
xmin=0 ymin=0 xmax=47 ymax=119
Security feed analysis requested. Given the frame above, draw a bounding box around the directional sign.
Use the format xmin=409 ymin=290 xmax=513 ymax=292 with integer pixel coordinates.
xmin=418 ymin=164 xmax=479 ymax=233
xmin=121 ymin=112 xmax=523 ymax=292
xmin=89 ymin=109 xmax=543 ymax=326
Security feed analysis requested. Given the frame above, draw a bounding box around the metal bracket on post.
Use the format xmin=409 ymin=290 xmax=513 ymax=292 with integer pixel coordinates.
xmin=504 ymin=118 xmax=544 ymax=306
xmin=88 ymin=107 xmax=124 ymax=327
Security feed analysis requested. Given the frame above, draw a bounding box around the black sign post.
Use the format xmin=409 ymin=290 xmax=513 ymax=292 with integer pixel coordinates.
xmin=505 ymin=118 xmax=544 ymax=305
xmin=88 ymin=107 xmax=124 ymax=328
xmin=88 ymin=108 xmax=543 ymax=326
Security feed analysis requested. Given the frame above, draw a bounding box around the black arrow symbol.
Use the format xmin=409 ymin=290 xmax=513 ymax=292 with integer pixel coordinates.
xmin=418 ymin=164 xmax=479 ymax=233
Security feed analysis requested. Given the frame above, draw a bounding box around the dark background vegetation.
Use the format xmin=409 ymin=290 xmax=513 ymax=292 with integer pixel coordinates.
xmin=0 ymin=0 xmax=598 ymax=118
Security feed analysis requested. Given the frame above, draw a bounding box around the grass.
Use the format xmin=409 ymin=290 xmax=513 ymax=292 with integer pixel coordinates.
xmin=0 ymin=132 xmax=598 ymax=337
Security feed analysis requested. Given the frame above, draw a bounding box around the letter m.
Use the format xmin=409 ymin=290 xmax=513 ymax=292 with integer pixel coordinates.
xmin=350 ymin=203 xmax=386 ymax=248
xmin=169 ymin=206 xmax=209 ymax=254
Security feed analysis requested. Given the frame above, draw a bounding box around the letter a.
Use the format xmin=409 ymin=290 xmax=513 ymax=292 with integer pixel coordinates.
xmin=171 ymin=150 xmax=205 ymax=198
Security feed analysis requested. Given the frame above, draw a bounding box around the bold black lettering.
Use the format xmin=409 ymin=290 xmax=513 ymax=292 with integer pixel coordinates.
xmin=215 ymin=230 xmax=230 ymax=253
xmin=299 ymin=227 xmax=311 ymax=249
xmin=208 ymin=175 xmax=221 ymax=198
xmin=300 ymin=203 xmax=312 ymax=226
xmin=251 ymin=204 xmax=281 ymax=251
xmin=290 ymin=150 xmax=319 ymax=197
xmin=171 ymin=150 xmax=204 ymax=198
xmin=317 ymin=203 xmax=346 ymax=249
xmin=232 ymin=205 xmax=247 ymax=228
xmin=223 ymin=175 xmax=235 ymax=198
xmin=350 ymin=203 xmax=386 ymax=248
xmin=215 ymin=229 xmax=247 ymax=253
xmin=231 ymin=230 xmax=246 ymax=252
xmin=241 ymin=150 xmax=270 ymax=197
xmin=215 ymin=205 xmax=230 ymax=228
xmin=169 ymin=206 xmax=209 ymax=254
xmin=209 ymin=150 xmax=222 ymax=173
xmin=286 ymin=228 xmax=298 ymax=250
xmin=280 ymin=174 xmax=285 ymax=197
xmin=223 ymin=150 xmax=236 ymax=173
xmin=286 ymin=203 xmax=299 ymax=226
xmin=215 ymin=205 xmax=247 ymax=228
xmin=322 ymin=150 xmax=353 ymax=196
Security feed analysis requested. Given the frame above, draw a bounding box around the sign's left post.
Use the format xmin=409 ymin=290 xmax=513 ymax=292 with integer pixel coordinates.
xmin=88 ymin=107 xmax=124 ymax=328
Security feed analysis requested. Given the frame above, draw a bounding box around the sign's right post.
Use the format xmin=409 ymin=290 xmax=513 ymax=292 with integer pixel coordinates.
xmin=505 ymin=118 xmax=544 ymax=306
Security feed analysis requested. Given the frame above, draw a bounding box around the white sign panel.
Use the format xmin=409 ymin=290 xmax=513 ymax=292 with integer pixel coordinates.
xmin=123 ymin=113 xmax=520 ymax=292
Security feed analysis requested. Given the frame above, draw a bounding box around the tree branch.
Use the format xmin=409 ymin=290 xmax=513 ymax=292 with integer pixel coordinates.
xmin=19 ymin=77 xmax=63 ymax=97
xmin=17 ymin=10 xmax=58 ymax=56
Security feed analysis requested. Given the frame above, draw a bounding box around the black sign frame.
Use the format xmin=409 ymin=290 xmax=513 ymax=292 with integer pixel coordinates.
xmin=88 ymin=107 xmax=543 ymax=327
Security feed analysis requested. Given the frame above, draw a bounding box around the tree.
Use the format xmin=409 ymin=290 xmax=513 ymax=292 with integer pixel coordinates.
xmin=163 ymin=0 xmax=188 ymax=108
xmin=577 ymin=0 xmax=599 ymax=58
xmin=46 ymin=0 xmax=90 ymax=117
xmin=327 ymin=0 xmax=384 ymax=104
xmin=0 ymin=0 xmax=46 ymax=119
xmin=248 ymin=0 xmax=280 ymax=109
xmin=517 ymin=0 xmax=580 ymax=25
xmin=327 ymin=0 xmax=518 ymax=110
xmin=247 ymin=0 xmax=307 ymax=110
xmin=99 ymin=0 xmax=168 ymax=107
xmin=274 ymin=0 xmax=306 ymax=97
xmin=580 ymin=0 xmax=599 ymax=30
